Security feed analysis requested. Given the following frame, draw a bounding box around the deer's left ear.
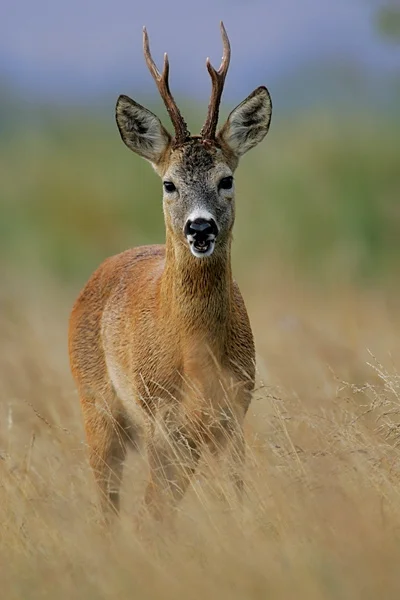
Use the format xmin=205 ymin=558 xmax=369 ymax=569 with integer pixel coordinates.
xmin=217 ymin=86 xmax=272 ymax=157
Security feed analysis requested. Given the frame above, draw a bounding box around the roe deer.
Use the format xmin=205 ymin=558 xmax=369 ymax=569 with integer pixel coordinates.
xmin=69 ymin=22 xmax=272 ymax=520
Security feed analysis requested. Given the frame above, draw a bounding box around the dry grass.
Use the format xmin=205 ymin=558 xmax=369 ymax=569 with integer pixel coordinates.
xmin=2 ymin=268 xmax=400 ymax=599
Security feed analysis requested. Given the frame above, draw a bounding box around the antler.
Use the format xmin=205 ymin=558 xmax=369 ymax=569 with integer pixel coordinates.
xmin=143 ymin=27 xmax=190 ymax=145
xmin=200 ymin=21 xmax=231 ymax=141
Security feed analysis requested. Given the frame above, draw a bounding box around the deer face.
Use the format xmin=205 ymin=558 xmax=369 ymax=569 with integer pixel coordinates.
xmin=160 ymin=140 xmax=235 ymax=258
xmin=115 ymin=24 xmax=272 ymax=259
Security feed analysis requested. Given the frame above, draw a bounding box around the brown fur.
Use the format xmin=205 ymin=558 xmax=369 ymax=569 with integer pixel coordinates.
xmin=69 ymin=232 xmax=255 ymax=518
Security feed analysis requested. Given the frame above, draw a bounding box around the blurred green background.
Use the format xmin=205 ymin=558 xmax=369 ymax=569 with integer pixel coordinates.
xmin=1 ymin=2 xmax=399 ymax=289
xmin=2 ymin=101 xmax=399 ymax=286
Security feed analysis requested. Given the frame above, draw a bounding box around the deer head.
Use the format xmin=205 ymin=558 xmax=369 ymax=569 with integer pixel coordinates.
xmin=116 ymin=22 xmax=272 ymax=259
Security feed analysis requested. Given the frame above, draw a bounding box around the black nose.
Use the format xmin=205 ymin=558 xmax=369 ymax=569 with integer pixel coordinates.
xmin=184 ymin=218 xmax=218 ymax=238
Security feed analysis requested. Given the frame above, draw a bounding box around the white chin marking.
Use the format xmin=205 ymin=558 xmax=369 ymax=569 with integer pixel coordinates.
xmin=189 ymin=240 xmax=215 ymax=258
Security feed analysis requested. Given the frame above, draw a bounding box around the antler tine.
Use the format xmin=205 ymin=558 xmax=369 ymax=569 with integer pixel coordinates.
xmin=143 ymin=27 xmax=190 ymax=144
xmin=200 ymin=21 xmax=231 ymax=141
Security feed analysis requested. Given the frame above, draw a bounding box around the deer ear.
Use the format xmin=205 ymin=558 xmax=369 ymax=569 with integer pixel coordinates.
xmin=116 ymin=95 xmax=171 ymax=163
xmin=217 ymin=86 xmax=272 ymax=157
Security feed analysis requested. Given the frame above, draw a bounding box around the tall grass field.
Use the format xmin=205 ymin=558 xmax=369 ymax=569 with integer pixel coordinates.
xmin=1 ymin=100 xmax=400 ymax=598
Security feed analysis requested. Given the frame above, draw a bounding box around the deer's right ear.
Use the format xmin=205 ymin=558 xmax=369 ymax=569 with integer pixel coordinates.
xmin=116 ymin=95 xmax=171 ymax=163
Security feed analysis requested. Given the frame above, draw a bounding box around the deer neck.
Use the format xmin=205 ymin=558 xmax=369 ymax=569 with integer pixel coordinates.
xmin=160 ymin=231 xmax=233 ymax=341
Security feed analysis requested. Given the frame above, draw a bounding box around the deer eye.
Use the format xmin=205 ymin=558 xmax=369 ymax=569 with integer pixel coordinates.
xmin=218 ymin=176 xmax=233 ymax=191
xmin=163 ymin=181 xmax=176 ymax=193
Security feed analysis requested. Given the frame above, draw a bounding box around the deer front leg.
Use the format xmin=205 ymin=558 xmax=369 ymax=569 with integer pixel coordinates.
xmin=225 ymin=421 xmax=246 ymax=502
xmin=143 ymin=410 xmax=201 ymax=521
xmin=210 ymin=393 xmax=249 ymax=506
xmin=81 ymin=397 xmax=127 ymax=519
xmin=226 ymin=387 xmax=253 ymax=504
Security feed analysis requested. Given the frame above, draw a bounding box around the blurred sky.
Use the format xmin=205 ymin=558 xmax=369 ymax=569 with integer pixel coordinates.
xmin=1 ymin=0 xmax=399 ymax=105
